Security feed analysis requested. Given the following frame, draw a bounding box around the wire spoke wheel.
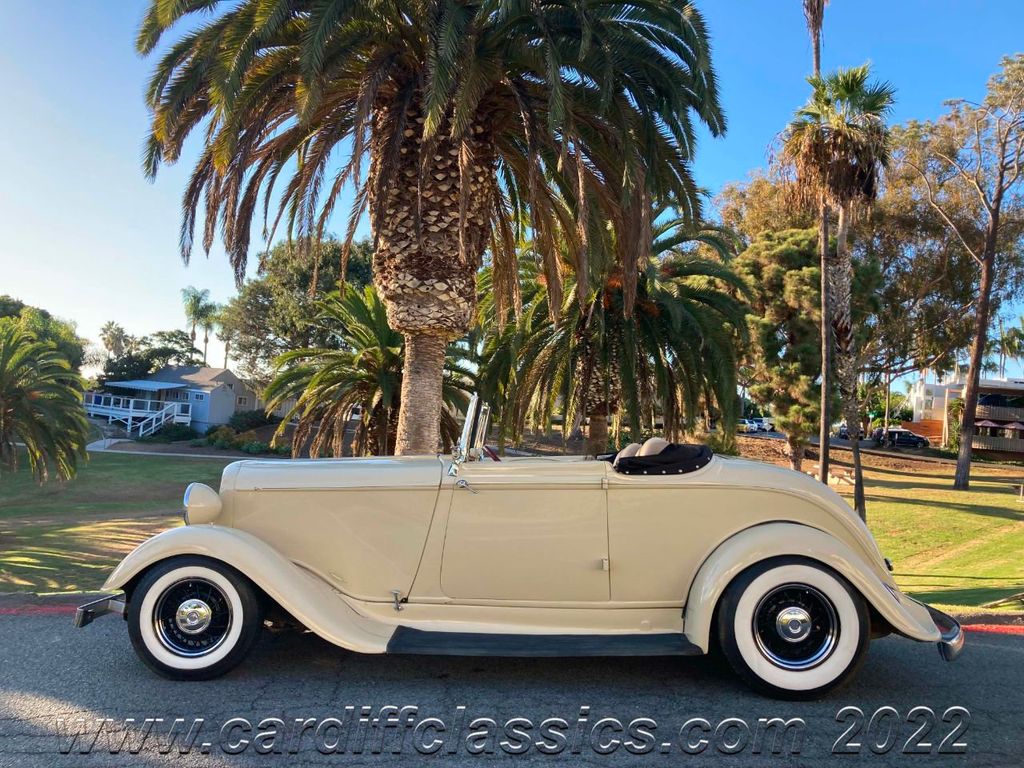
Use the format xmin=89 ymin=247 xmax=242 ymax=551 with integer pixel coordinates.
xmin=752 ymin=583 xmax=838 ymax=670
xmin=154 ymin=577 xmax=233 ymax=657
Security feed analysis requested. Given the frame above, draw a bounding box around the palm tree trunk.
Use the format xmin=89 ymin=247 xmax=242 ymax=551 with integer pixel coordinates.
xmin=818 ymin=200 xmax=833 ymax=485
xmin=203 ymin=331 xmax=209 ymax=365
xmin=369 ymin=98 xmax=494 ymax=455
xmin=223 ymin=340 xmax=230 ymax=369
xmin=395 ymin=333 xmax=447 ymax=455
xmin=832 ymin=203 xmax=866 ymax=518
xmin=585 ymin=407 xmax=608 ymax=456
xmin=883 ymin=373 xmax=892 ymax=435
xmin=954 ymin=250 xmax=997 ymax=490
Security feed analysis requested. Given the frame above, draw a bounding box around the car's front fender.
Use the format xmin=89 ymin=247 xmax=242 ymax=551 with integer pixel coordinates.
xmin=103 ymin=525 xmax=394 ymax=654
xmin=683 ymin=522 xmax=941 ymax=652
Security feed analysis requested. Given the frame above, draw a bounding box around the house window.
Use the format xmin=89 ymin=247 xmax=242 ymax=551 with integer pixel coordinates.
xmin=236 ymin=396 xmax=248 ymax=407
xmin=192 ymin=393 xmax=205 ymax=402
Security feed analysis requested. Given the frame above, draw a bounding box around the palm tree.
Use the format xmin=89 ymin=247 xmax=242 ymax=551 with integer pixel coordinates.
xmin=801 ymin=0 xmax=833 ymax=484
xmin=782 ymin=65 xmax=895 ymax=518
xmin=0 ymin=322 xmax=90 ymax=482
xmin=490 ymin=214 xmax=748 ymax=455
xmin=264 ymin=285 xmax=473 ymax=457
xmin=214 ymin=306 xmax=237 ymax=369
xmin=180 ymin=287 xmax=214 ymax=357
xmin=138 ymin=0 xmax=725 ymax=455
xmin=199 ymin=304 xmax=220 ymax=366
xmin=99 ymin=321 xmax=129 ymax=359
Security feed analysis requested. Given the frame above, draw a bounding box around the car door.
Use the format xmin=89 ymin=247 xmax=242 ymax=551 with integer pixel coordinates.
xmin=439 ymin=459 xmax=610 ymax=602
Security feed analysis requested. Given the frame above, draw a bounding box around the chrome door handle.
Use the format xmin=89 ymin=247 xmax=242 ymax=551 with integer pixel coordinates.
xmin=455 ymin=479 xmax=478 ymax=494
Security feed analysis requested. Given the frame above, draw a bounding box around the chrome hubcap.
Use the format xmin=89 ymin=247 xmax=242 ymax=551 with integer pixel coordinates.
xmin=753 ymin=583 xmax=839 ymax=671
xmin=175 ymin=599 xmax=212 ymax=635
xmin=775 ymin=606 xmax=812 ymax=642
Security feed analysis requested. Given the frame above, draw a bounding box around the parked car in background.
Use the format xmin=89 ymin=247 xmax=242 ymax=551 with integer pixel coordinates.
xmin=835 ymin=424 xmax=864 ymax=440
xmin=750 ymin=417 xmax=774 ymax=432
xmin=736 ymin=419 xmax=757 ymax=433
xmin=76 ymin=394 xmax=963 ymax=699
xmin=877 ymin=428 xmax=930 ymax=449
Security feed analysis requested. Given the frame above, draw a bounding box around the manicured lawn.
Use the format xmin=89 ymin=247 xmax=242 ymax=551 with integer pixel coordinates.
xmin=1 ymin=451 xmax=232 ymax=592
xmin=0 ymin=451 xmax=232 ymax=519
xmin=845 ymin=462 xmax=1024 ymax=614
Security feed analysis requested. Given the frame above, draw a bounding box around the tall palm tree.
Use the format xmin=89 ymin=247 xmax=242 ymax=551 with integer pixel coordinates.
xmin=490 ymin=215 xmax=748 ymax=454
xmin=264 ymin=285 xmax=473 ymax=457
xmin=138 ymin=0 xmax=725 ymax=455
xmin=801 ymin=0 xmax=833 ymax=484
xmin=213 ymin=306 xmax=237 ymax=369
xmin=782 ymin=65 xmax=895 ymax=518
xmin=180 ymin=287 xmax=214 ymax=357
xmin=198 ymin=303 xmax=220 ymax=366
xmin=99 ymin=320 xmax=129 ymax=359
xmin=0 ymin=322 xmax=90 ymax=482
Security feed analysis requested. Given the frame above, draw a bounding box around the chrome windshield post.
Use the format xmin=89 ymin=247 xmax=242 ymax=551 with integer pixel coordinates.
xmin=449 ymin=394 xmax=480 ymax=476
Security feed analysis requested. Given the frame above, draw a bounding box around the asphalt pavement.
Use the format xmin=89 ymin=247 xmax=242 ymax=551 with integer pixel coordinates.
xmin=0 ymin=615 xmax=1021 ymax=767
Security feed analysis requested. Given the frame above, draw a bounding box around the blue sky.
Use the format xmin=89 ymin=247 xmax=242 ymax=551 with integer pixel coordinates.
xmin=1 ymin=1 xmax=1021 ymax=375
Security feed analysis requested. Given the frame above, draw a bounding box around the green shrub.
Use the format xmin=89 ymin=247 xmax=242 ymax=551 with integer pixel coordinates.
xmin=240 ymin=440 xmax=271 ymax=454
xmin=205 ymin=425 xmax=238 ymax=450
xmin=139 ymin=423 xmax=199 ymax=443
xmin=228 ymin=410 xmax=275 ymax=431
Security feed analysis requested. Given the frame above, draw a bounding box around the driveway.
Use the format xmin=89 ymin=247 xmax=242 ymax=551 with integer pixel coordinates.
xmin=0 ymin=615 xmax=1021 ymax=767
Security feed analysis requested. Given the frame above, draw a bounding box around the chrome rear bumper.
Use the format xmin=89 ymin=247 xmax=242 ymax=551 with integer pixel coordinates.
xmin=925 ymin=604 xmax=965 ymax=662
xmin=73 ymin=595 xmax=126 ymax=628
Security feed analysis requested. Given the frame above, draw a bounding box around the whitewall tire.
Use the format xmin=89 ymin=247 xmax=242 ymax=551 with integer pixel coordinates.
xmin=128 ymin=556 xmax=263 ymax=680
xmin=716 ymin=557 xmax=869 ymax=699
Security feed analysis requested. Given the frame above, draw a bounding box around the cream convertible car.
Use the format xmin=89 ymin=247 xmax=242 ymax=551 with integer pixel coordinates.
xmin=76 ymin=396 xmax=962 ymax=699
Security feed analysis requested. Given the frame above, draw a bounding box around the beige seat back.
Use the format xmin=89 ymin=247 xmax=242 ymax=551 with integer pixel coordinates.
xmin=612 ymin=442 xmax=641 ymax=467
xmin=637 ymin=437 xmax=670 ymax=456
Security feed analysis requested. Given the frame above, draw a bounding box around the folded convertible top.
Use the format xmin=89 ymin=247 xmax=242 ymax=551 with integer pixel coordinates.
xmin=613 ymin=443 xmax=714 ymax=475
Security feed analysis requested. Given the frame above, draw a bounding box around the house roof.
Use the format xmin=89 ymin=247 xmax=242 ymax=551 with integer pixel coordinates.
xmin=147 ymin=366 xmax=232 ymax=389
xmin=105 ymin=380 xmax=186 ymax=392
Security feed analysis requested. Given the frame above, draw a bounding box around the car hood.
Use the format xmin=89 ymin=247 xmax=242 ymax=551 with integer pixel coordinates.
xmin=223 ymin=455 xmax=444 ymax=492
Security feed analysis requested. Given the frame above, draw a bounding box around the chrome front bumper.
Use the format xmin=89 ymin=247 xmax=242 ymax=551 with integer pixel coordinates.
xmin=73 ymin=595 xmax=126 ymax=628
xmin=925 ymin=604 xmax=965 ymax=662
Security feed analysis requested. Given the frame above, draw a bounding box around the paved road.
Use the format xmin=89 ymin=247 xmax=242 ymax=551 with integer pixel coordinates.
xmin=0 ymin=616 xmax=1021 ymax=767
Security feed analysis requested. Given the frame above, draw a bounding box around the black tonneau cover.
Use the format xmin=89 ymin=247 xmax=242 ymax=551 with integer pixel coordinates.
xmin=613 ymin=443 xmax=714 ymax=475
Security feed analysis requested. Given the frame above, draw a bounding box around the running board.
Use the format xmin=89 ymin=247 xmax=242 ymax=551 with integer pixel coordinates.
xmin=386 ymin=627 xmax=703 ymax=657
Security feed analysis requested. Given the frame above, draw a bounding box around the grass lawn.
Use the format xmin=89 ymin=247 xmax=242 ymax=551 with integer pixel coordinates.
xmin=1 ymin=451 xmax=232 ymax=592
xmin=839 ymin=461 xmax=1024 ymax=615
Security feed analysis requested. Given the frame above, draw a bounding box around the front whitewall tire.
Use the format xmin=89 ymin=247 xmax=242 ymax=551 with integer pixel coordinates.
xmin=128 ymin=556 xmax=263 ymax=680
xmin=717 ymin=557 xmax=869 ymax=699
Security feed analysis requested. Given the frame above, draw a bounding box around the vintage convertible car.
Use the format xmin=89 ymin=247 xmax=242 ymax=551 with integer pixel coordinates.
xmin=76 ymin=396 xmax=963 ymax=698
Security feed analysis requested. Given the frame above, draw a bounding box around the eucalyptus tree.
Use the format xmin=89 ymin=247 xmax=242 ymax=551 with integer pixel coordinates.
xmin=896 ymin=55 xmax=1024 ymax=490
xmin=0 ymin=322 xmax=89 ymax=482
xmin=138 ymin=0 xmax=725 ymax=455
xmin=782 ymin=64 xmax=895 ymax=519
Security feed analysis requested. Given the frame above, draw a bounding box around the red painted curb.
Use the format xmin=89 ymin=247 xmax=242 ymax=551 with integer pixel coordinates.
xmin=0 ymin=605 xmax=77 ymax=616
xmin=962 ymin=624 xmax=1024 ymax=635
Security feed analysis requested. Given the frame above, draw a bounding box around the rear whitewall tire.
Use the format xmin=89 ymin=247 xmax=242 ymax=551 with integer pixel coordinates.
xmin=128 ymin=557 xmax=263 ymax=680
xmin=717 ymin=557 xmax=869 ymax=700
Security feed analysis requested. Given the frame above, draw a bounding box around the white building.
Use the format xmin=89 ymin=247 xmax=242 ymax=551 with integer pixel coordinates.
xmin=908 ymin=373 xmax=1024 ymax=455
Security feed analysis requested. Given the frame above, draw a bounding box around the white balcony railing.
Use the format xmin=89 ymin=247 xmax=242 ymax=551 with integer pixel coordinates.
xmin=84 ymin=393 xmax=192 ymax=436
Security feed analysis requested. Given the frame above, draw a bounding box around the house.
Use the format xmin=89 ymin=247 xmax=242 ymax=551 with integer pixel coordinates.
xmin=84 ymin=366 xmax=260 ymax=437
xmin=908 ymin=373 xmax=1024 ymax=458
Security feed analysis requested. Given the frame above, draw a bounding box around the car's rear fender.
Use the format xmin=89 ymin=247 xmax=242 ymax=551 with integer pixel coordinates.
xmin=102 ymin=525 xmax=394 ymax=654
xmin=683 ymin=522 xmax=940 ymax=652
